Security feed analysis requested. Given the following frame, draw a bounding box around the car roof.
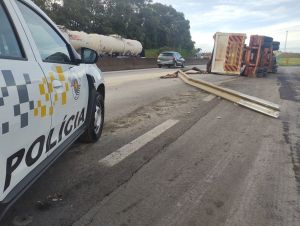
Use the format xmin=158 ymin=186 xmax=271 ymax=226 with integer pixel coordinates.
xmin=160 ymin=51 xmax=179 ymax=54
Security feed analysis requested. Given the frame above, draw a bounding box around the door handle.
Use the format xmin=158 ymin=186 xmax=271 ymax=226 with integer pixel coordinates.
xmin=52 ymin=80 xmax=63 ymax=89
xmin=53 ymin=84 xmax=63 ymax=89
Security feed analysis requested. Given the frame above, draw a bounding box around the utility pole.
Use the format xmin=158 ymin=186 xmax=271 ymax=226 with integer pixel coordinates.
xmin=284 ymin=30 xmax=288 ymax=52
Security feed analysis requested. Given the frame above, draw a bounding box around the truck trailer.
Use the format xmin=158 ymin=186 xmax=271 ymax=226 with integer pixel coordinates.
xmin=208 ymin=32 xmax=247 ymax=75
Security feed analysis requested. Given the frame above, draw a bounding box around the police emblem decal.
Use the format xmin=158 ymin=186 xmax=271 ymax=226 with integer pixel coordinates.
xmin=71 ymin=78 xmax=81 ymax=100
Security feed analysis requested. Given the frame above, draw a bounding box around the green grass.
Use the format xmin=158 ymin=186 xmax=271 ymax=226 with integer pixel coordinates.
xmin=277 ymin=52 xmax=300 ymax=66
xmin=278 ymin=53 xmax=300 ymax=58
xmin=277 ymin=57 xmax=300 ymax=66
xmin=145 ymin=49 xmax=160 ymax=58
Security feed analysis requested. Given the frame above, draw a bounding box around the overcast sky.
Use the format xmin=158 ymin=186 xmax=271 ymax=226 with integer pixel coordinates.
xmin=154 ymin=0 xmax=300 ymax=52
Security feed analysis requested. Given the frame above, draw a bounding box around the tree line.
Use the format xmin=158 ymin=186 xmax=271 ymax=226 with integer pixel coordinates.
xmin=32 ymin=0 xmax=195 ymax=53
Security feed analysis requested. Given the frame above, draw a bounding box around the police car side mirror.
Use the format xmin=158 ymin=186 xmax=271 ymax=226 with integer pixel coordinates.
xmin=81 ymin=48 xmax=99 ymax=64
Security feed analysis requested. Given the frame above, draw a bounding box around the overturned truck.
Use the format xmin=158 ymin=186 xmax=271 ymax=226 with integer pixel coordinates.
xmin=243 ymin=35 xmax=280 ymax=77
xmin=207 ymin=32 xmax=280 ymax=77
xmin=208 ymin=32 xmax=247 ymax=75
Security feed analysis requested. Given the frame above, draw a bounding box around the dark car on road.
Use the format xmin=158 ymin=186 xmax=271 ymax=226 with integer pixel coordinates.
xmin=157 ymin=51 xmax=185 ymax=68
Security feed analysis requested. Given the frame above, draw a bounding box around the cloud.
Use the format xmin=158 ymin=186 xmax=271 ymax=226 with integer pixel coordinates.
xmin=153 ymin=0 xmax=300 ymax=52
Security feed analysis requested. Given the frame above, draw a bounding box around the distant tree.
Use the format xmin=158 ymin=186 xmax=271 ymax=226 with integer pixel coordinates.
xmin=32 ymin=0 xmax=52 ymax=12
xmin=32 ymin=0 xmax=194 ymax=52
xmin=139 ymin=3 xmax=194 ymax=50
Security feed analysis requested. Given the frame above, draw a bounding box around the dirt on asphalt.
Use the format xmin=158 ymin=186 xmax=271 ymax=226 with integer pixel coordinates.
xmin=2 ymin=67 xmax=300 ymax=226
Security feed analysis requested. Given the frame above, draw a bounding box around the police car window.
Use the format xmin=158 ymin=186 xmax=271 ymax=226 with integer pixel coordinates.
xmin=0 ymin=4 xmax=23 ymax=59
xmin=16 ymin=1 xmax=71 ymax=64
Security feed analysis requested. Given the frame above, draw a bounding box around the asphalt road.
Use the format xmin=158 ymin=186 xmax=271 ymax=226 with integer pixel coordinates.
xmin=2 ymin=66 xmax=300 ymax=226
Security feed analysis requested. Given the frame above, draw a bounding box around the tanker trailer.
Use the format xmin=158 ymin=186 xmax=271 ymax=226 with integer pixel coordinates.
xmin=67 ymin=30 xmax=89 ymax=50
xmin=123 ymin=38 xmax=143 ymax=55
xmin=105 ymin=35 xmax=142 ymax=56
xmin=85 ymin=34 xmax=113 ymax=54
xmin=59 ymin=27 xmax=143 ymax=56
xmin=108 ymin=35 xmax=126 ymax=55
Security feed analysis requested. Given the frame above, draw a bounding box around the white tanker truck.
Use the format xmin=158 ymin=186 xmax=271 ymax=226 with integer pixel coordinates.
xmin=59 ymin=26 xmax=143 ymax=56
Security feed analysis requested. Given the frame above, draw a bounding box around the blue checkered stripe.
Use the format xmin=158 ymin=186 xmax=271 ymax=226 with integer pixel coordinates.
xmin=0 ymin=70 xmax=35 ymax=135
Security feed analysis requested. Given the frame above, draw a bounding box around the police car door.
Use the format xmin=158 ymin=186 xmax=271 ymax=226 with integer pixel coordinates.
xmin=0 ymin=0 xmax=51 ymax=200
xmin=15 ymin=0 xmax=89 ymax=155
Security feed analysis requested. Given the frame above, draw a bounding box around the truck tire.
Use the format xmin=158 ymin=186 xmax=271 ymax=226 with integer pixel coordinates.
xmin=79 ymin=92 xmax=104 ymax=143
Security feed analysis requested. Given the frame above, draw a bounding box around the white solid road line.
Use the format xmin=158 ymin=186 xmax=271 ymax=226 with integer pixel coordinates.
xmin=203 ymin=94 xmax=216 ymax=102
xmin=99 ymin=119 xmax=179 ymax=167
xmin=103 ymin=68 xmax=161 ymax=74
xmin=105 ymin=72 xmax=172 ymax=87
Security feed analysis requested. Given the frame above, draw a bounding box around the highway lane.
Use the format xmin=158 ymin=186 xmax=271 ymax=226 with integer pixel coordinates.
xmin=103 ymin=67 xmax=186 ymax=121
xmin=102 ymin=65 xmax=206 ymax=84
xmin=74 ymin=67 xmax=300 ymax=226
xmin=102 ymin=65 xmax=220 ymax=121
xmin=2 ymin=67 xmax=300 ymax=226
xmin=2 ymin=66 xmax=210 ymax=225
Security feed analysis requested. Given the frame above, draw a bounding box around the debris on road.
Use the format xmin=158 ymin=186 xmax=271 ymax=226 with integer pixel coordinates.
xmin=160 ymin=72 xmax=179 ymax=79
xmin=35 ymin=200 xmax=52 ymax=211
xmin=178 ymin=70 xmax=280 ymax=118
xmin=160 ymin=65 xmax=280 ymax=118
xmin=182 ymin=67 xmax=207 ymax=74
xmin=160 ymin=67 xmax=207 ymax=79
xmin=12 ymin=215 xmax=33 ymax=226
xmin=34 ymin=193 xmax=63 ymax=212
xmin=47 ymin=193 xmax=63 ymax=202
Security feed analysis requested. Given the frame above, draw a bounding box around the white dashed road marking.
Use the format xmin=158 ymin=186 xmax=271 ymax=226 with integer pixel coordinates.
xmin=99 ymin=119 xmax=179 ymax=167
xmin=203 ymin=94 xmax=216 ymax=102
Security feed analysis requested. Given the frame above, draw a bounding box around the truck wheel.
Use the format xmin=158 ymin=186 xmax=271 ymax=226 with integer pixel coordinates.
xmin=181 ymin=63 xmax=185 ymax=68
xmin=158 ymin=64 xmax=162 ymax=68
xmin=79 ymin=92 xmax=104 ymax=143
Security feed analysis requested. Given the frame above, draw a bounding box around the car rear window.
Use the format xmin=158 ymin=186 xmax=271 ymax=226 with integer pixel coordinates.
xmin=160 ymin=53 xmax=174 ymax=56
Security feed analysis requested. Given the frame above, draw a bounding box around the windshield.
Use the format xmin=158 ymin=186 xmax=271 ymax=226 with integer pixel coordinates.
xmin=160 ymin=53 xmax=174 ymax=57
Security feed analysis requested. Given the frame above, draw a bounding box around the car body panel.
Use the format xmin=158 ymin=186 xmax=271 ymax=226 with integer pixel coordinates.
xmin=0 ymin=0 xmax=105 ymax=220
xmin=14 ymin=0 xmax=90 ymax=149
xmin=0 ymin=0 xmax=53 ymax=203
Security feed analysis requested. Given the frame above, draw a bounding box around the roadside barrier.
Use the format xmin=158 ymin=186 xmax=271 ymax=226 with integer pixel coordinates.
xmin=97 ymin=58 xmax=208 ymax=72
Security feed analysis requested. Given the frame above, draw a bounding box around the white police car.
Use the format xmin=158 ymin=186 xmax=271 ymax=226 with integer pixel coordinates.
xmin=0 ymin=0 xmax=105 ymax=219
